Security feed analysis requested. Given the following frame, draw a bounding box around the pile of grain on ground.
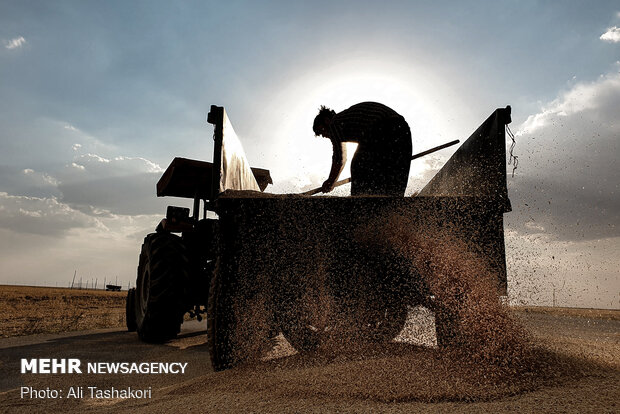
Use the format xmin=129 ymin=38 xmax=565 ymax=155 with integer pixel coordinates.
xmin=212 ymin=194 xmax=598 ymax=402
xmin=0 ymin=285 xmax=126 ymax=337
xmin=168 ymin=339 xmax=610 ymax=404
xmin=368 ymin=211 xmax=533 ymax=372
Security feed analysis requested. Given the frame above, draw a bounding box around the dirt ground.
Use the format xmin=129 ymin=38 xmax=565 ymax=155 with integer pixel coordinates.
xmin=0 ymin=301 xmax=617 ymax=413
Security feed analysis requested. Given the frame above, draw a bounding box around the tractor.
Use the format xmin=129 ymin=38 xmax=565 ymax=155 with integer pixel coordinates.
xmin=126 ymin=104 xmax=513 ymax=371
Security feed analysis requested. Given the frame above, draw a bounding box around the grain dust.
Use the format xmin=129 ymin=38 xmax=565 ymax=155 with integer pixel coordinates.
xmin=209 ymin=195 xmax=606 ymax=403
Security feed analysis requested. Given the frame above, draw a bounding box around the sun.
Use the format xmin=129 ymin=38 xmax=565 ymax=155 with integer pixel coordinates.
xmin=257 ymin=59 xmax=464 ymax=193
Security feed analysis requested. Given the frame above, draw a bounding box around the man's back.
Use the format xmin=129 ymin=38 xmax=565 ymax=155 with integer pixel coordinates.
xmin=330 ymin=102 xmax=402 ymax=145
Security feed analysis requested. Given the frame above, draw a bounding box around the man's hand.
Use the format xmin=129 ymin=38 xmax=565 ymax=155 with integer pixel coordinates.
xmin=321 ymin=179 xmax=336 ymax=193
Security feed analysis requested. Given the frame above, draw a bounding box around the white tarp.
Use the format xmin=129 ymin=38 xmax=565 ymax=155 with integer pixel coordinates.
xmin=220 ymin=111 xmax=261 ymax=192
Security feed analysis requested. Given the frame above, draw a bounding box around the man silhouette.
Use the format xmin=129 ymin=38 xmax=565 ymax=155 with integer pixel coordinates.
xmin=312 ymin=102 xmax=412 ymax=196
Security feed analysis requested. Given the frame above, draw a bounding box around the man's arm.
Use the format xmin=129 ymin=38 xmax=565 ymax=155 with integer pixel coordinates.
xmin=321 ymin=140 xmax=347 ymax=193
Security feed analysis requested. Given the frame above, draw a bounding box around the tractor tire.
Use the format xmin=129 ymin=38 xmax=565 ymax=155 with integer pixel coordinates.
xmin=280 ymin=298 xmax=407 ymax=350
xmin=126 ymin=288 xmax=137 ymax=332
xmin=340 ymin=246 xmax=411 ymax=344
xmin=279 ymin=266 xmax=410 ymax=351
xmin=280 ymin=320 xmax=322 ymax=353
xmin=135 ymin=233 xmax=190 ymax=343
xmin=355 ymin=299 xmax=408 ymax=343
xmin=277 ymin=288 xmax=331 ymax=353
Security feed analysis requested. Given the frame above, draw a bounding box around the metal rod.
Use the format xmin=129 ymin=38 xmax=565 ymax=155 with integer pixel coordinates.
xmin=410 ymin=139 xmax=460 ymax=161
xmin=302 ymin=139 xmax=460 ymax=196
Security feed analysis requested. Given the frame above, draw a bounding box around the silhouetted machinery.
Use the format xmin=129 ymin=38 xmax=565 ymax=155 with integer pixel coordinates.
xmin=126 ymin=104 xmax=512 ymax=371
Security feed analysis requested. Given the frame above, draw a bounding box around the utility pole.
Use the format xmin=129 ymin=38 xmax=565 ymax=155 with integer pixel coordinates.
xmin=71 ymin=270 xmax=76 ymax=289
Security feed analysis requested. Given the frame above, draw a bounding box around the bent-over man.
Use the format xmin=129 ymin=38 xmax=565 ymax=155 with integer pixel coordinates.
xmin=312 ymin=101 xmax=412 ymax=196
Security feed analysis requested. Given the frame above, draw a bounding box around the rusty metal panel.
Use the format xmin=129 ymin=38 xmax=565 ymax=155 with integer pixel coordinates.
xmin=220 ymin=110 xmax=261 ymax=193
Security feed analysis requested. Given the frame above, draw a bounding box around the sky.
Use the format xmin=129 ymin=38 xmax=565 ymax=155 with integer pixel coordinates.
xmin=0 ymin=1 xmax=618 ymax=308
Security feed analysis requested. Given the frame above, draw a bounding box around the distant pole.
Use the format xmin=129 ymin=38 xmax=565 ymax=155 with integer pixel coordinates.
xmin=80 ymin=277 xmax=82 ymax=289
xmin=71 ymin=270 xmax=76 ymax=289
xmin=104 ymin=277 xmax=106 ymax=289
xmin=95 ymin=279 xmax=97 ymax=290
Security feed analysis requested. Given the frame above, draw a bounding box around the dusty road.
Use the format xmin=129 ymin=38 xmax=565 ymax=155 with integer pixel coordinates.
xmin=0 ymin=310 xmax=618 ymax=413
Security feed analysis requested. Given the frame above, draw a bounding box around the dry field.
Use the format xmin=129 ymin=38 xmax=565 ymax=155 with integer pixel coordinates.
xmin=1 ymin=284 xmax=616 ymax=340
xmin=0 ymin=285 xmax=126 ymax=337
xmin=0 ymin=284 xmax=618 ymax=413
xmin=515 ymin=305 xmax=619 ymax=321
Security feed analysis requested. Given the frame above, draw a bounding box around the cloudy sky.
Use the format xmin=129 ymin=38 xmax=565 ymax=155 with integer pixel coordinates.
xmin=1 ymin=1 xmax=618 ymax=308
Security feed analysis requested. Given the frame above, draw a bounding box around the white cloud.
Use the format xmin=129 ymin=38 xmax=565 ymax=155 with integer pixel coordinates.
xmin=22 ymin=168 xmax=59 ymax=186
xmin=112 ymin=156 xmax=164 ymax=173
xmin=66 ymin=153 xmax=163 ymax=179
xmin=508 ymin=66 xmax=620 ymax=241
xmin=517 ymin=68 xmax=620 ymax=136
xmin=54 ymin=152 xmax=169 ymax=216
xmin=600 ymin=26 xmax=620 ymax=43
xmin=0 ymin=192 xmax=100 ymax=236
xmin=10 ymin=168 xmax=63 ymax=199
xmin=84 ymin=153 xmax=110 ymax=163
xmin=1 ymin=145 xmax=169 ymax=219
xmin=3 ymin=36 xmax=26 ymax=50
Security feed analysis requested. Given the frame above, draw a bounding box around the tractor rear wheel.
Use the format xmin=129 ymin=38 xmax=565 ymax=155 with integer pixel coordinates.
xmin=280 ymin=299 xmax=408 ymax=351
xmin=277 ymin=284 xmax=332 ymax=353
xmin=126 ymin=288 xmax=137 ymax=332
xmin=354 ymin=298 xmax=408 ymax=343
xmin=135 ymin=233 xmax=189 ymax=343
xmin=280 ymin=316 xmax=323 ymax=353
xmin=342 ymin=247 xmax=411 ymax=344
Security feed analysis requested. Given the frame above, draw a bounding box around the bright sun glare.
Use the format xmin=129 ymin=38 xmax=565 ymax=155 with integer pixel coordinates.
xmin=263 ymin=60 xmax=466 ymax=193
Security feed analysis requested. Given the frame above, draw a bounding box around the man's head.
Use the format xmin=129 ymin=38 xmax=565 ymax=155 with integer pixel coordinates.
xmin=313 ymin=105 xmax=336 ymax=138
